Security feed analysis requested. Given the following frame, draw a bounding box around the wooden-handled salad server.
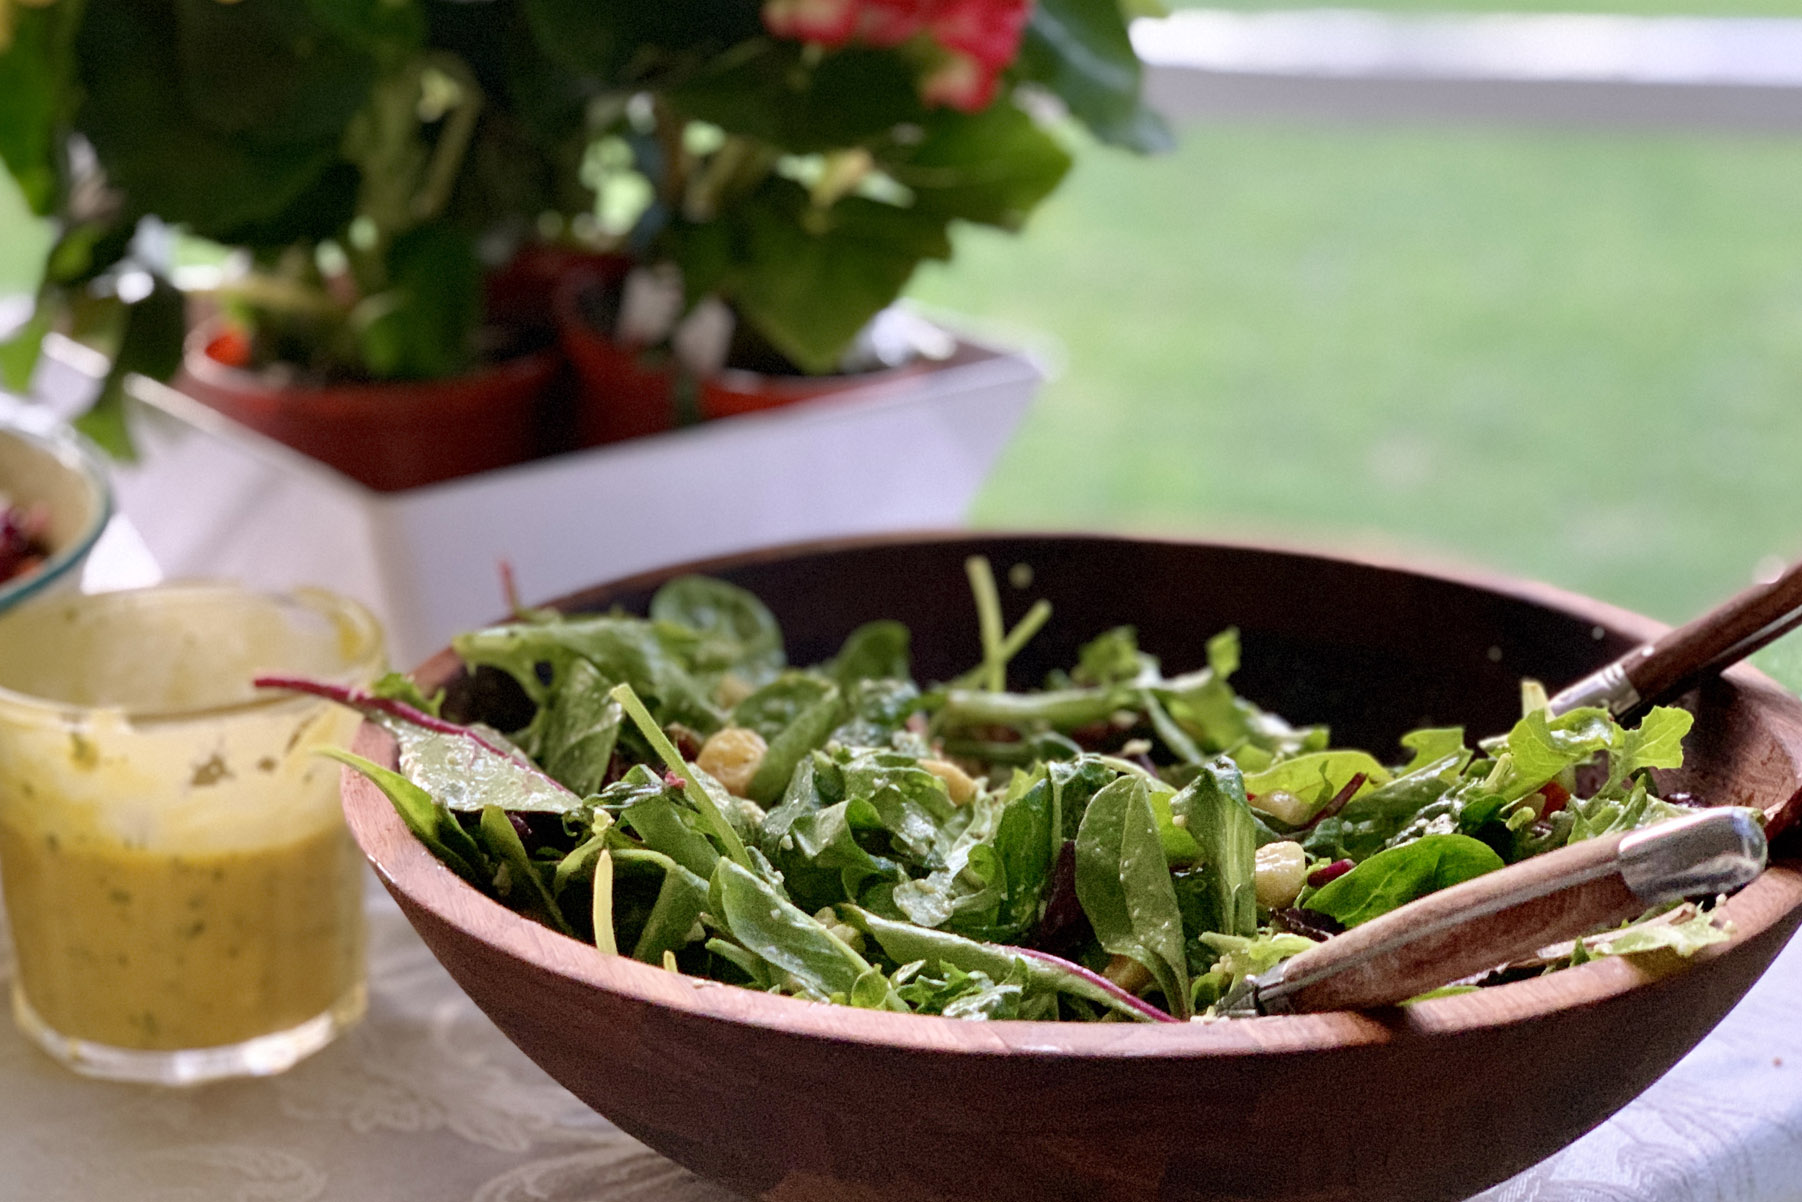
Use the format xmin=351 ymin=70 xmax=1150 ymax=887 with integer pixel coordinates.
xmin=1226 ymin=553 xmax=1802 ymax=1016
xmin=1229 ymin=808 xmax=1765 ymax=1015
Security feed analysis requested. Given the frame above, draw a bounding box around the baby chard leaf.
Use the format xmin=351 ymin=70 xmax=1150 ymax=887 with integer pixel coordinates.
xmin=1074 ymin=775 xmax=1192 ymax=1019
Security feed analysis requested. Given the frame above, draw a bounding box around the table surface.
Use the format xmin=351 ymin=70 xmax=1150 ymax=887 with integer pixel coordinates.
xmin=1 ymin=873 xmax=1798 ymax=1202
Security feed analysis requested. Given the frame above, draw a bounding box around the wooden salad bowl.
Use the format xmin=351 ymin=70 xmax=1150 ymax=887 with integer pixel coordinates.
xmin=342 ymin=533 xmax=1802 ymax=1202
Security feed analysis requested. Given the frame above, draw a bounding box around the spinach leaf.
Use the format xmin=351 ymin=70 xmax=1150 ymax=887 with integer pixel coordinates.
xmin=477 ymin=805 xmax=574 ymax=936
xmin=708 ymin=860 xmax=903 ymax=1008
xmin=1074 ymin=776 xmax=1192 ymax=1018
xmin=621 ymin=795 xmax=722 ymax=879
xmin=1304 ymin=833 xmax=1504 ymax=927
xmin=322 ymin=749 xmax=488 ymax=887
xmin=746 ymin=681 xmax=844 ymax=805
xmin=613 ymin=848 xmax=710 ymax=964
xmin=649 ymin=575 xmax=784 ymax=679
xmin=830 ymin=620 xmax=911 ymax=687
xmin=1170 ymin=757 xmax=1258 ymax=939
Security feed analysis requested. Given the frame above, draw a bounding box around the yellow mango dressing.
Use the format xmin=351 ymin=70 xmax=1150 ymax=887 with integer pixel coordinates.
xmin=0 ymin=585 xmax=383 ymax=1081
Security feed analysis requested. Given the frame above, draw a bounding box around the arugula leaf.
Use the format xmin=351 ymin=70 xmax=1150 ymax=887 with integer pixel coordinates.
xmin=1304 ymin=833 xmax=1504 ymax=927
xmin=620 ymin=794 xmax=722 ymax=880
xmin=610 ymin=683 xmax=752 ymax=869
xmin=847 ymin=907 xmax=1174 ymax=1022
xmin=1303 ymin=753 xmax=1468 ymax=862
xmin=1074 ymin=776 xmax=1192 ymax=1018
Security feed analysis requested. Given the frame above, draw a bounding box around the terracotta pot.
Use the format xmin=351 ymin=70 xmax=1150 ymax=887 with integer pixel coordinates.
xmin=176 ymin=323 xmax=558 ymax=493
xmin=698 ymin=359 xmax=925 ymax=421
xmin=552 ymin=271 xmax=677 ymax=447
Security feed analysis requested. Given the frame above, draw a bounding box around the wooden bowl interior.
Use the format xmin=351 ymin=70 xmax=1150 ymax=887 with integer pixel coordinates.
xmin=353 ymin=533 xmax=1802 ymax=1202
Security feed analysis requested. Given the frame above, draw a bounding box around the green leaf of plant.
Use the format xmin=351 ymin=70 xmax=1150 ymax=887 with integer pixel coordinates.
xmin=1304 ymin=833 xmax=1504 ymax=927
xmin=0 ymin=0 xmax=82 ymax=215
xmin=1016 ymin=0 xmax=1173 ymax=153
xmin=890 ymin=102 xmax=1072 ymax=231
xmin=78 ymin=275 xmax=185 ymax=459
xmin=356 ymin=222 xmax=482 ymax=380
xmin=1074 ymin=775 xmax=1191 ymax=1018
xmin=721 ymin=178 xmax=952 ymax=373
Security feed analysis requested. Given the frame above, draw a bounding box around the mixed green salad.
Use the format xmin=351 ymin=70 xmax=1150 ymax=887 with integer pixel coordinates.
xmin=278 ymin=560 xmax=1736 ymax=1023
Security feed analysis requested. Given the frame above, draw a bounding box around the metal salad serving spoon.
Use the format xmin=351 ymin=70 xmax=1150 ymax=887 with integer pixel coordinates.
xmin=1223 ymin=554 xmax=1802 ymax=1017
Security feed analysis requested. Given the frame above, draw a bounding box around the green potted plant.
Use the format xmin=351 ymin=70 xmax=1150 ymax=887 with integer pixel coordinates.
xmin=0 ymin=0 xmax=597 ymax=490
xmin=543 ymin=0 xmax=1169 ymax=441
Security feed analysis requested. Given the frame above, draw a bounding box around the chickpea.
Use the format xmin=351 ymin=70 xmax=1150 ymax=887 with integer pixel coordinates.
xmin=1248 ymin=788 xmax=1313 ymax=827
xmin=696 ymin=726 xmax=767 ymax=798
xmin=1254 ymin=841 xmax=1309 ymax=909
xmin=920 ymin=757 xmax=978 ymax=805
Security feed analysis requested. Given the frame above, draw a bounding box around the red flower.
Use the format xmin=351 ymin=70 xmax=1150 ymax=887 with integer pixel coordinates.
xmin=761 ymin=0 xmax=860 ymax=46
xmin=918 ymin=47 xmax=999 ymax=112
xmin=762 ymin=0 xmax=1033 ymax=112
xmin=923 ymin=0 xmax=1030 ymax=69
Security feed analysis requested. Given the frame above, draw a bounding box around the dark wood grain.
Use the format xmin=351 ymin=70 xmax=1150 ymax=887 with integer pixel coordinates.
xmin=343 ymin=533 xmax=1802 ymax=1202
xmin=1625 ymin=556 xmax=1802 ymax=708
xmin=1268 ymin=832 xmax=1639 ymax=1013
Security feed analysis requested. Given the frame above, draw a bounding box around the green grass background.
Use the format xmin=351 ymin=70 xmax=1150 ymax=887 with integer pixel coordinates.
xmin=907 ymin=123 xmax=1802 ymax=691
xmin=5 ymin=115 xmax=1802 ymax=689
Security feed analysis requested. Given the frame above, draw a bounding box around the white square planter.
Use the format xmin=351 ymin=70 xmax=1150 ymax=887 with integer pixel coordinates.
xmin=98 ymin=342 xmax=1042 ymax=665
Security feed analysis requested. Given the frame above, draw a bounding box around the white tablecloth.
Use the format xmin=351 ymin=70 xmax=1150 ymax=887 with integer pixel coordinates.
xmin=1 ymin=874 xmax=1798 ymax=1201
